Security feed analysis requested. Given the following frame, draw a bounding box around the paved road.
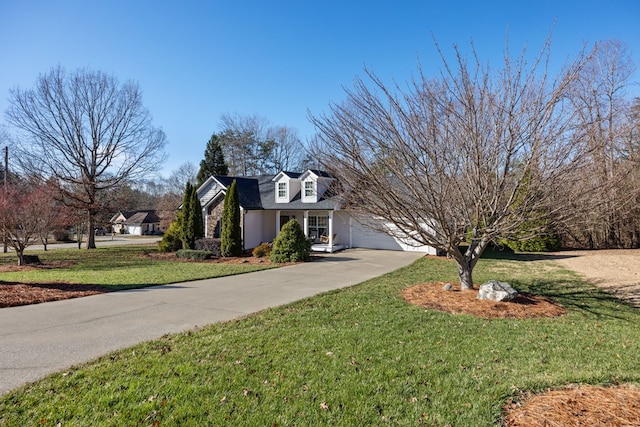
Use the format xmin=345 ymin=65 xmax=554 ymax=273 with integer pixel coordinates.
xmin=0 ymin=249 xmax=423 ymax=395
xmin=22 ymin=235 xmax=161 ymax=252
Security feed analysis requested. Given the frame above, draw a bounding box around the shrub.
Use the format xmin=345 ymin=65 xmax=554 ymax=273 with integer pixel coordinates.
xmin=252 ymin=242 xmax=273 ymax=258
xmin=158 ymin=221 xmax=183 ymax=252
xmin=221 ymin=180 xmax=242 ymax=257
xmin=502 ymin=233 xmax=562 ymax=252
xmin=195 ymin=238 xmax=221 ymax=258
xmin=175 ymin=249 xmax=213 ymax=260
xmin=269 ymin=219 xmax=311 ymax=263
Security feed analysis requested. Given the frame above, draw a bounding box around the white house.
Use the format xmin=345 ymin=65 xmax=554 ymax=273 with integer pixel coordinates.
xmin=196 ymin=169 xmax=437 ymax=254
xmin=110 ymin=210 xmax=162 ymax=236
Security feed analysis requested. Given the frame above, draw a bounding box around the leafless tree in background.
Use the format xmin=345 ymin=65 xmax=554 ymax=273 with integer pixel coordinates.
xmin=219 ymin=113 xmax=305 ymax=175
xmin=562 ymin=40 xmax=639 ymax=248
xmin=310 ymin=37 xmax=595 ymax=290
xmin=6 ymin=66 xmax=167 ymax=249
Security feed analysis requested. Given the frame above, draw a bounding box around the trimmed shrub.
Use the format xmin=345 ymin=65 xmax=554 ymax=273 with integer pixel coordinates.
xmin=221 ymin=180 xmax=242 ymax=257
xmin=158 ymin=221 xmax=183 ymax=252
xmin=252 ymin=242 xmax=273 ymax=258
xmin=176 ymin=249 xmax=213 ymax=260
xmin=270 ymin=219 xmax=311 ymax=263
xmin=195 ymin=238 xmax=221 ymax=258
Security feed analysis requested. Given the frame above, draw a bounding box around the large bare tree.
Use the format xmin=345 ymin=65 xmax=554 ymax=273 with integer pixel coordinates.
xmin=6 ymin=66 xmax=167 ymax=249
xmin=310 ymin=37 xmax=596 ymax=290
xmin=562 ymin=40 xmax=638 ymax=248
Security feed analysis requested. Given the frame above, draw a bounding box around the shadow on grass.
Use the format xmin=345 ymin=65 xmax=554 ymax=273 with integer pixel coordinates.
xmin=480 ymin=247 xmax=579 ymax=262
xmin=509 ymin=276 xmax=638 ymax=321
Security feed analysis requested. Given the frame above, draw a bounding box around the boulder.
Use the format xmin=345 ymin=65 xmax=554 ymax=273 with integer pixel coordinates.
xmin=442 ymin=283 xmax=454 ymax=291
xmin=477 ymin=280 xmax=518 ymax=302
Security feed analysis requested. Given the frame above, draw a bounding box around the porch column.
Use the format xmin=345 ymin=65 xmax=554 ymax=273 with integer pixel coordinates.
xmin=328 ymin=211 xmax=334 ymax=252
xmin=303 ymin=211 xmax=309 ymax=237
xmin=203 ymin=208 xmax=208 ymax=238
xmin=275 ymin=210 xmax=281 ymax=237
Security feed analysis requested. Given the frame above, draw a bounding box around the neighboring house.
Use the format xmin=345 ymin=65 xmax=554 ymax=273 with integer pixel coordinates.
xmin=110 ymin=210 xmax=162 ymax=236
xmin=197 ymin=169 xmax=436 ymax=254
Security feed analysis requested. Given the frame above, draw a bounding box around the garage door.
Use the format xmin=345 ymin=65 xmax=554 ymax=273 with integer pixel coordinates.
xmin=350 ymin=218 xmax=435 ymax=253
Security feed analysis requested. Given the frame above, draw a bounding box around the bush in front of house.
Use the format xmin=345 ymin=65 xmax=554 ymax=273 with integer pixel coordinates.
xmin=269 ymin=219 xmax=311 ymax=263
xmin=176 ymin=249 xmax=213 ymax=260
xmin=221 ymin=180 xmax=242 ymax=257
xmin=252 ymin=242 xmax=273 ymax=258
xmin=158 ymin=221 xmax=183 ymax=252
xmin=195 ymin=238 xmax=221 ymax=258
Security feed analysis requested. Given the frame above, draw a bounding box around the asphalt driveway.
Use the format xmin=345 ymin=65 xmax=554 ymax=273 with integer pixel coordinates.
xmin=0 ymin=249 xmax=423 ymax=395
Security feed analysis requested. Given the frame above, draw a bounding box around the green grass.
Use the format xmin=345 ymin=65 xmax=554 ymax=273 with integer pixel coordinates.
xmin=0 ymin=245 xmax=274 ymax=290
xmin=1 ymin=252 xmax=639 ymax=426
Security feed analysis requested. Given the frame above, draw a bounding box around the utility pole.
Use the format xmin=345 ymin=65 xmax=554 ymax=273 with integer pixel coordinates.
xmin=3 ymin=146 xmax=7 ymax=253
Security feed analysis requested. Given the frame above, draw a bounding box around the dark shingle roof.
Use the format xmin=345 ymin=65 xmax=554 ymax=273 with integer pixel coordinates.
xmin=123 ymin=210 xmax=160 ymax=225
xmin=213 ymin=172 xmax=339 ymax=211
xmin=214 ymin=176 xmax=266 ymax=210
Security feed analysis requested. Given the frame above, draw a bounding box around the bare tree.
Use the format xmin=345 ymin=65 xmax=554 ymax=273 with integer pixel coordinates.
xmin=266 ymin=125 xmax=305 ymax=172
xmin=219 ymin=113 xmax=306 ymax=175
xmin=6 ymin=66 xmax=167 ymax=249
xmin=310 ymin=37 xmax=595 ymax=290
xmin=563 ymin=40 xmax=638 ymax=248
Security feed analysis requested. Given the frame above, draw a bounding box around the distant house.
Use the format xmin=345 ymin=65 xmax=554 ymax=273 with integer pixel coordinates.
xmin=196 ymin=169 xmax=436 ymax=254
xmin=110 ymin=210 xmax=162 ymax=236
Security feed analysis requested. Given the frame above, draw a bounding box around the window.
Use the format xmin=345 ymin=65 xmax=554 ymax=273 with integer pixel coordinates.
xmin=304 ymin=181 xmax=314 ymax=197
xmin=308 ymin=215 xmax=328 ymax=241
xmin=278 ymin=182 xmax=286 ymax=199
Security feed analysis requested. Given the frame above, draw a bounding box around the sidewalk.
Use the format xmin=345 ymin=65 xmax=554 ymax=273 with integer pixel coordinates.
xmin=0 ymin=249 xmax=423 ymax=395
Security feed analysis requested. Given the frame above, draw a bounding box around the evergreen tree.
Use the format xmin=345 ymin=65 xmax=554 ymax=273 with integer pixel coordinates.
xmin=181 ymin=182 xmax=195 ymax=249
xmin=191 ymin=184 xmax=204 ymax=241
xmin=197 ymin=133 xmax=229 ymax=185
xmin=220 ymin=180 xmax=242 ymax=256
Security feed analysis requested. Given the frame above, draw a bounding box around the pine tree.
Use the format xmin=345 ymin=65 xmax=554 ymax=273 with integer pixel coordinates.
xmin=220 ymin=180 xmax=242 ymax=257
xmin=197 ymin=133 xmax=229 ymax=185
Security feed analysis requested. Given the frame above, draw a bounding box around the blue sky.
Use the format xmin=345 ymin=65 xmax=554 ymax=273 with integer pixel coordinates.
xmin=1 ymin=0 xmax=639 ymax=178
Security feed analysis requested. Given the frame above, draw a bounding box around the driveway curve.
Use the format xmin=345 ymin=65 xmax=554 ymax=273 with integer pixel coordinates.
xmin=0 ymin=249 xmax=422 ymax=395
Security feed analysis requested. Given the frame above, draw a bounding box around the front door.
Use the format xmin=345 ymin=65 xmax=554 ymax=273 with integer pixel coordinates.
xmin=280 ymin=215 xmax=290 ymax=230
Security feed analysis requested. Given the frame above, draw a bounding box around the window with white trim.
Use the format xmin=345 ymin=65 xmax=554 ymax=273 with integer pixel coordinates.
xmin=277 ymin=182 xmax=287 ymax=199
xmin=308 ymin=215 xmax=328 ymax=240
xmin=304 ymin=181 xmax=314 ymax=197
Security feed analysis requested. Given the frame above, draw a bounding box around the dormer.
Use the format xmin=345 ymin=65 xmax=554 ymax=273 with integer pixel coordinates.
xmin=272 ymin=171 xmax=302 ymax=203
xmin=300 ymin=170 xmax=333 ymax=203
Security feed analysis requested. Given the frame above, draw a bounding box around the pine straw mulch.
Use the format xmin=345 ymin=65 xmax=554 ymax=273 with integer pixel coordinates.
xmin=403 ymin=282 xmax=640 ymax=426
xmin=503 ymin=384 xmax=640 ymax=426
xmin=0 ymin=260 xmax=108 ymax=308
xmin=401 ymin=282 xmax=567 ymax=319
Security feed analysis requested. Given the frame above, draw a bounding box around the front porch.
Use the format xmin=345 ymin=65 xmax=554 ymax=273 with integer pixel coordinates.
xmin=275 ymin=210 xmax=346 ymax=253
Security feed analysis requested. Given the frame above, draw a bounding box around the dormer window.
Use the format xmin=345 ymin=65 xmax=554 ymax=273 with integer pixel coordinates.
xmin=278 ymin=182 xmax=287 ymax=199
xmin=304 ymin=181 xmax=314 ymax=197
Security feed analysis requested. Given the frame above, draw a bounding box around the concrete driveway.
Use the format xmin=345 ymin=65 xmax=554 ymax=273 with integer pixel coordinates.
xmin=0 ymin=249 xmax=422 ymax=395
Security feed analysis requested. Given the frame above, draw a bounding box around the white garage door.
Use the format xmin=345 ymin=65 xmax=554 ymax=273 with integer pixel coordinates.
xmin=350 ymin=218 xmax=436 ymax=253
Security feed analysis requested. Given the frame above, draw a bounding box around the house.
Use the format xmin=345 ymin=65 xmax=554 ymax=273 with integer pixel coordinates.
xmin=110 ymin=210 xmax=162 ymax=236
xmin=197 ymin=170 xmax=436 ymax=254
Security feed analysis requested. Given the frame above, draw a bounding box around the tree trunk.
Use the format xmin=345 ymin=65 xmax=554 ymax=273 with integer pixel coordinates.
xmin=457 ymin=262 xmax=474 ymax=290
xmin=17 ymin=250 xmax=24 ymax=266
xmin=86 ymin=213 xmax=96 ymax=249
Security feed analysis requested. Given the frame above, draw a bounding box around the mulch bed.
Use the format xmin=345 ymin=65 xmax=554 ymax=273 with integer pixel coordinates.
xmin=0 ymin=282 xmax=108 ymax=308
xmin=503 ymin=384 xmax=640 ymax=426
xmin=402 ymin=282 xmax=567 ymax=319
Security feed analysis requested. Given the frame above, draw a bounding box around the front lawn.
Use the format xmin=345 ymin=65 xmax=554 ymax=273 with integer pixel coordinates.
xmin=0 ymin=253 xmax=638 ymax=426
xmin=0 ymin=245 xmax=274 ymax=291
